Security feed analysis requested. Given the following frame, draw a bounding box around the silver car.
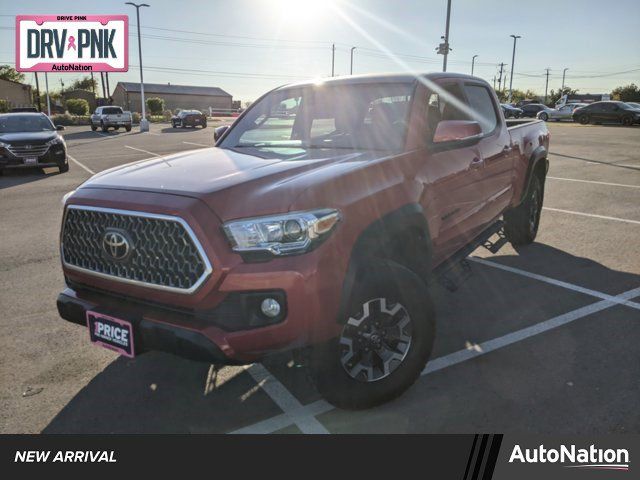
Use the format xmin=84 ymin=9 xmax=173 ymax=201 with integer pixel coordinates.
xmin=537 ymin=103 xmax=588 ymax=122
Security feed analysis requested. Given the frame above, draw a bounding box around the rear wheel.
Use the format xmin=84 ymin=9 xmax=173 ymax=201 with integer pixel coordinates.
xmin=578 ymin=114 xmax=590 ymax=125
xmin=539 ymin=112 xmax=548 ymax=121
xmin=125 ymin=125 xmax=132 ymax=132
xmin=622 ymin=115 xmax=633 ymax=126
xmin=504 ymin=173 xmax=544 ymax=246
xmin=310 ymin=262 xmax=435 ymax=409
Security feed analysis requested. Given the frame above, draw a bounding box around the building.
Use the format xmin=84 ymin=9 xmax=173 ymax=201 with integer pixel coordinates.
xmin=111 ymin=82 xmax=232 ymax=113
xmin=62 ymin=89 xmax=97 ymax=112
xmin=0 ymin=78 xmax=33 ymax=109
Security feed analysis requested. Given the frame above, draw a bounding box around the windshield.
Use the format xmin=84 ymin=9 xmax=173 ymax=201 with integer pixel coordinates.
xmin=220 ymin=82 xmax=414 ymax=157
xmin=0 ymin=114 xmax=55 ymax=133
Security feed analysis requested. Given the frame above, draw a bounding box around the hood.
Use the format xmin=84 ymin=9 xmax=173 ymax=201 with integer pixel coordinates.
xmin=79 ymin=146 xmax=379 ymax=221
xmin=0 ymin=131 xmax=58 ymax=143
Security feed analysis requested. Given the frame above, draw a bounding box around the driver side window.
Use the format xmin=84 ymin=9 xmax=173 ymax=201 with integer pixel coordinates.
xmin=425 ymin=84 xmax=470 ymax=142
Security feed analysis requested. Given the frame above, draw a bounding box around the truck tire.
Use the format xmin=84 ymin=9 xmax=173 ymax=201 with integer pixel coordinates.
xmin=91 ymin=124 xmax=97 ymax=131
xmin=504 ymin=173 xmax=543 ymax=246
xmin=310 ymin=261 xmax=435 ymax=409
xmin=125 ymin=125 xmax=132 ymax=132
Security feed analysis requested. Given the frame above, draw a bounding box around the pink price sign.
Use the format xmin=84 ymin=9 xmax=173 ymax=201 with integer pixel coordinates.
xmin=15 ymin=15 xmax=128 ymax=72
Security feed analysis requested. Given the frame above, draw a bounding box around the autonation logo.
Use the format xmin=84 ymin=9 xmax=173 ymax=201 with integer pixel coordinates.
xmin=509 ymin=444 xmax=630 ymax=471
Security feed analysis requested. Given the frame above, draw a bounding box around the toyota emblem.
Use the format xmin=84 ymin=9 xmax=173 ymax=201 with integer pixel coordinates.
xmin=102 ymin=230 xmax=132 ymax=260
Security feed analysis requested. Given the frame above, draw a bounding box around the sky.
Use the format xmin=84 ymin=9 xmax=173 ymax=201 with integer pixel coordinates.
xmin=2 ymin=0 xmax=639 ymax=103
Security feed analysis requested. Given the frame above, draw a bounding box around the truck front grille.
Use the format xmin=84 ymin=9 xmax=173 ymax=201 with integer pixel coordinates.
xmin=7 ymin=144 xmax=49 ymax=158
xmin=61 ymin=206 xmax=212 ymax=293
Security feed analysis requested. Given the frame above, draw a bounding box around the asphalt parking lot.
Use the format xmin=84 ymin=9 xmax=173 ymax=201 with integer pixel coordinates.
xmin=1 ymin=121 xmax=639 ymax=434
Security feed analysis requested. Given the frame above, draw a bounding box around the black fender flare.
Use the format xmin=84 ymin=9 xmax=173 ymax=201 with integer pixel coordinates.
xmin=336 ymin=203 xmax=433 ymax=322
xmin=519 ymin=145 xmax=549 ymax=204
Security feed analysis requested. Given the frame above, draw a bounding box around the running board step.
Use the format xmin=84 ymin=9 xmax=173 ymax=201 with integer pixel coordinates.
xmin=483 ymin=228 xmax=508 ymax=254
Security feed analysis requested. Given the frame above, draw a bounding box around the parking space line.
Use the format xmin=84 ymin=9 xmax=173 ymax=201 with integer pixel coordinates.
xmin=183 ymin=141 xmax=209 ymax=147
xmin=547 ymin=176 xmax=640 ymax=189
xmin=542 ymin=207 xmax=640 ymax=226
xmin=469 ymin=257 xmax=640 ymax=310
xmin=242 ymin=364 xmax=329 ymax=434
xmin=230 ymin=399 xmax=333 ymax=434
xmin=124 ymin=145 xmax=161 ymax=157
xmin=422 ymin=286 xmax=640 ymax=375
xmin=66 ymin=154 xmax=95 ymax=175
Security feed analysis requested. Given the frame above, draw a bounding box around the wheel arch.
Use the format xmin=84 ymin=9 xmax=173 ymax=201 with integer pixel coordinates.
xmin=519 ymin=145 xmax=549 ymax=205
xmin=337 ymin=203 xmax=433 ymax=323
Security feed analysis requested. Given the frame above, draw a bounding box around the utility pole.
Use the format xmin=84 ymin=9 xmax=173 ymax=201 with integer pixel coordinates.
xmin=100 ymin=72 xmax=106 ymax=100
xmin=497 ymin=63 xmax=505 ymax=94
xmin=471 ymin=54 xmax=478 ymax=75
xmin=508 ymin=34 xmax=521 ymax=104
xmin=350 ymin=46 xmax=356 ymax=75
xmin=105 ymin=72 xmax=111 ymax=98
xmin=44 ymin=72 xmax=51 ymax=116
xmin=90 ymin=72 xmax=96 ymax=95
xmin=33 ymin=73 xmax=41 ymax=112
xmin=126 ymin=2 xmax=150 ymax=132
xmin=441 ymin=0 xmax=452 ymax=72
xmin=331 ymin=43 xmax=335 ymax=77
xmin=544 ymin=68 xmax=551 ymax=104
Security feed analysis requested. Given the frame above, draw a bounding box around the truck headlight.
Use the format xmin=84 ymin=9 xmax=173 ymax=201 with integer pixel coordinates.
xmin=223 ymin=209 xmax=341 ymax=256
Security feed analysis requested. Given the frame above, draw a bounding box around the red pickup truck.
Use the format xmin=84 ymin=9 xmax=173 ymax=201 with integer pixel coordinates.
xmin=58 ymin=73 xmax=549 ymax=409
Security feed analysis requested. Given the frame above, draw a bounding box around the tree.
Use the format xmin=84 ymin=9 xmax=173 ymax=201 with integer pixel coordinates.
xmin=611 ymin=84 xmax=640 ymax=102
xmin=146 ymin=97 xmax=165 ymax=115
xmin=70 ymin=77 xmax=98 ymax=92
xmin=494 ymin=88 xmax=540 ymax=104
xmin=0 ymin=65 xmax=25 ymax=83
xmin=65 ymin=98 xmax=89 ymax=115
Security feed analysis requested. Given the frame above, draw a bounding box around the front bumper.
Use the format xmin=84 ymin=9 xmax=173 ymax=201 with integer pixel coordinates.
xmin=0 ymin=144 xmax=66 ymax=169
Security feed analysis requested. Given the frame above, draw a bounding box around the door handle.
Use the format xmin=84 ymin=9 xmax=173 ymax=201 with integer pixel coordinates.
xmin=470 ymin=157 xmax=483 ymax=169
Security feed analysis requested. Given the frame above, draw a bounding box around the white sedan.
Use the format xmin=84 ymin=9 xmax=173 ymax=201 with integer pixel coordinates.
xmin=537 ymin=103 xmax=588 ymax=122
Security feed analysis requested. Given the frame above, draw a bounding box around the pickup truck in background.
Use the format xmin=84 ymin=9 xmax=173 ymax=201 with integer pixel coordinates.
xmin=90 ymin=106 xmax=133 ymax=132
xmin=58 ymin=73 xmax=549 ymax=409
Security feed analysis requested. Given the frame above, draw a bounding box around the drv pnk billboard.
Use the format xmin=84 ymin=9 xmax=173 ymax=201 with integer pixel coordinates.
xmin=15 ymin=15 xmax=128 ymax=72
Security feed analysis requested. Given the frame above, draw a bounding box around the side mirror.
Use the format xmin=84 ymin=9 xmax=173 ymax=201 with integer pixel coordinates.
xmin=214 ymin=125 xmax=229 ymax=142
xmin=56 ymin=125 xmax=65 ymax=131
xmin=433 ymin=120 xmax=482 ymax=143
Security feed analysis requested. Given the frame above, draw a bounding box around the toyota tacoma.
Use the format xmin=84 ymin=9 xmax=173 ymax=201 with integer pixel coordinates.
xmin=58 ymin=73 xmax=549 ymax=408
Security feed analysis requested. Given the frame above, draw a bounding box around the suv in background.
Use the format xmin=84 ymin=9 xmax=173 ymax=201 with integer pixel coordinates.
xmin=572 ymin=101 xmax=640 ymax=126
xmin=171 ymin=110 xmax=207 ymax=129
xmin=519 ymin=103 xmax=547 ymax=118
xmin=91 ymin=106 xmax=133 ymax=132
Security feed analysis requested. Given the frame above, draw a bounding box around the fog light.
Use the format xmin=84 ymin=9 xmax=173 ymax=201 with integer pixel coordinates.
xmin=260 ymin=298 xmax=281 ymax=318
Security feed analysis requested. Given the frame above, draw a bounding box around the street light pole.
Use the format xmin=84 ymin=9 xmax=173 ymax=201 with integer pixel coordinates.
xmin=350 ymin=46 xmax=356 ymax=75
xmin=442 ymin=0 xmax=452 ymax=72
xmin=331 ymin=43 xmax=335 ymax=77
xmin=561 ymin=67 xmax=568 ymax=92
xmin=471 ymin=54 xmax=478 ymax=75
xmin=126 ymin=2 xmax=150 ymax=132
xmin=508 ymin=34 xmax=521 ymax=104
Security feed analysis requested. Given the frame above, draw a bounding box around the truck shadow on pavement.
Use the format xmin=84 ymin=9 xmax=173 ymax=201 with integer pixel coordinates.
xmin=41 ymin=243 xmax=640 ymax=434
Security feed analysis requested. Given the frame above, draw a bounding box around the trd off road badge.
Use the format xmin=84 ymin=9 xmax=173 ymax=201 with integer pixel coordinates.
xmin=15 ymin=15 xmax=128 ymax=72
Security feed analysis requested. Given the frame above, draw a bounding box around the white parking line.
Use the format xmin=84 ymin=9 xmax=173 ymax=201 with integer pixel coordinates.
xmin=124 ymin=145 xmax=161 ymax=157
xmin=469 ymin=257 xmax=640 ymax=310
xmin=183 ymin=141 xmax=209 ymax=147
xmin=543 ymin=207 xmax=640 ymax=226
xmin=230 ymin=285 xmax=640 ymax=434
xmin=547 ymin=177 xmax=640 ymax=189
xmin=66 ymin=154 xmax=95 ymax=175
xmin=240 ymin=364 xmax=329 ymax=434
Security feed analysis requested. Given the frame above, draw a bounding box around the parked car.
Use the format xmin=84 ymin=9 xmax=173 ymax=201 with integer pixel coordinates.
xmin=90 ymin=106 xmax=132 ymax=132
xmin=501 ymin=103 xmax=523 ymax=118
xmin=172 ymin=110 xmax=207 ymax=128
xmin=0 ymin=112 xmax=67 ymax=174
xmin=58 ymin=73 xmax=549 ymax=409
xmin=625 ymin=102 xmax=640 ymax=109
xmin=10 ymin=106 xmax=38 ymax=113
xmin=572 ymin=101 xmax=640 ymax=126
xmin=519 ymin=103 xmax=547 ymax=118
xmin=536 ymin=103 xmax=587 ymax=122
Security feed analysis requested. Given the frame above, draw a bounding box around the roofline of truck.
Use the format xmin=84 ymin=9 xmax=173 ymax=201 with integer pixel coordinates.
xmin=275 ymin=72 xmax=483 ymax=90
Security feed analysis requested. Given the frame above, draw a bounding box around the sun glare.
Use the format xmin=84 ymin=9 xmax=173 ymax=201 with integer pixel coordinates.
xmin=268 ymin=0 xmax=337 ymax=24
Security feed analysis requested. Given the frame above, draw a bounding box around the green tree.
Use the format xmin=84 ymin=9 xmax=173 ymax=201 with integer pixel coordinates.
xmin=548 ymin=86 xmax=578 ymax=106
xmin=0 ymin=99 xmax=9 ymax=113
xmin=70 ymin=76 xmax=98 ymax=91
xmin=0 ymin=65 xmax=25 ymax=83
xmin=611 ymin=83 xmax=640 ymax=102
xmin=65 ymin=98 xmax=89 ymax=115
xmin=146 ymin=97 xmax=165 ymax=115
